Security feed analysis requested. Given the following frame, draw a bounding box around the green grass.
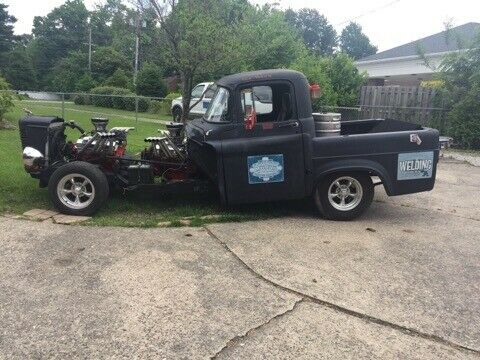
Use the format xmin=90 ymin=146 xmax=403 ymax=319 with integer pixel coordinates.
xmin=0 ymin=100 xmax=303 ymax=227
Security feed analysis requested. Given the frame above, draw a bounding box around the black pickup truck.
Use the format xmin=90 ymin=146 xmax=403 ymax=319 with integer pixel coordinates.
xmin=19 ymin=69 xmax=439 ymax=220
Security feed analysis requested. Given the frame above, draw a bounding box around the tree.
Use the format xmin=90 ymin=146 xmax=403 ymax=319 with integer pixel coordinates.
xmin=0 ymin=4 xmax=16 ymax=55
xmin=135 ymin=63 xmax=166 ymax=97
xmin=239 ymin=6 xmax=304 ymax=71
xmin=339 ymin=22 xmax=377 ymax=60
xmin=50 ymin=51 xmax=87 ymax=92
xmin=91 ymin=46 xmax=131 ymax=84
xmin=148 ymin=0 xmax=247 ymax=122
xmin=285 ymin=8 xmax=337 ymax=55
xmin=30 ymin=0 xmax=89 ymax=88
xmin=3 ymin=46 xmax=37 ymax=90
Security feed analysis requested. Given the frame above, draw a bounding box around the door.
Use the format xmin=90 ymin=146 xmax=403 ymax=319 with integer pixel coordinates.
xmin=222 ymin=82 xmax=306 ymax=204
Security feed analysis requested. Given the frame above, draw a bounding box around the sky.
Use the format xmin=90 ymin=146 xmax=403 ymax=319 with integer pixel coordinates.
xmin=3 ymin=0 xmax=480 ymax=52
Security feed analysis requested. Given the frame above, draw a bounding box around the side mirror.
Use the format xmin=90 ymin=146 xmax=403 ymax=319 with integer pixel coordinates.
xmin=245 ymin=108 xmax=257 ymax=130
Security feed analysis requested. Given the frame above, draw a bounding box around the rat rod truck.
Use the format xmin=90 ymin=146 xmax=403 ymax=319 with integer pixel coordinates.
xmin=19 ymin=69 xmax=440 ymax=220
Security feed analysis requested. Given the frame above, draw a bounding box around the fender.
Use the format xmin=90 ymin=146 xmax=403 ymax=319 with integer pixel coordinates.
xmin=313 ymin=159 xmax=394 ymax=195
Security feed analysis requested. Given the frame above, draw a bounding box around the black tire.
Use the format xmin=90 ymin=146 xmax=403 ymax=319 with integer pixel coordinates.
xmin=314 ymin=172 xmax=374 ymax=221
xmin=172 ymin=106 xmax=182 ymax=122
xmin=48 ymin=161 xmax=109 ymax=216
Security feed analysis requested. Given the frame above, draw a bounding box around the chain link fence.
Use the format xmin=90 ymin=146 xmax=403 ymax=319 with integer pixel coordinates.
xmin=2 ymin=90 xmax=173 ymax=130
xmin=2 ymin=90 xmax=449 ymax=134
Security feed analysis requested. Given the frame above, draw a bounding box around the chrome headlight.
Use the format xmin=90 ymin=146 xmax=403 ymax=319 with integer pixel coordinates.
xmin=22 ymin=147 xmax=45 ymax=173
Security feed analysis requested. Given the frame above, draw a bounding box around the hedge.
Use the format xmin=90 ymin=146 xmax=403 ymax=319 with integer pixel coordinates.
xmin=73 ymin=86 xmax=151 ymax=113
xmin=149 ymin=92 xmax=181 ymax=115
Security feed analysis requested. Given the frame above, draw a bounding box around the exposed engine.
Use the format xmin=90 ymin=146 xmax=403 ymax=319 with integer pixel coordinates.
xmin=19 ymin=114 xmax=193 ymax=188
xmin=74 ymin=118 xmax=191 ymax=184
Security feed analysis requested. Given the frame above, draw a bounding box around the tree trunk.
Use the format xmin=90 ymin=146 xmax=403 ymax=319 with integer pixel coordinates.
xmin=180 ymin=71 xmax=194 ymax=123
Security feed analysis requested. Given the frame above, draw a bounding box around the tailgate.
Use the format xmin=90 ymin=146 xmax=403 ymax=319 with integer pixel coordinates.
xmin=391 ymin=128 xmax=440 ymax=195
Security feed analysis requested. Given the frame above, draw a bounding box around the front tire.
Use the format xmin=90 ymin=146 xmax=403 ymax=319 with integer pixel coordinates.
xmin=314 ymin=172 xmax=374 ymax=221
xmin=48 ymin=162 xmax=109 ymax=216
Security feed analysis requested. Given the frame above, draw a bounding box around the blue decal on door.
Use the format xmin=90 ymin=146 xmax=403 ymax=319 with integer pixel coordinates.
xmin=397 ymin=151 xmax=434 ymax=180
xmin=247 ymin=154 xmax=284 ymax=184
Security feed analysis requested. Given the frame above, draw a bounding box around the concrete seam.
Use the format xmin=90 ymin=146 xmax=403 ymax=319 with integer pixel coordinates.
xmin=210 ymin=298 xmax=305 ymax=359
xmin=204 ymin=226 xmax=480 ymax=356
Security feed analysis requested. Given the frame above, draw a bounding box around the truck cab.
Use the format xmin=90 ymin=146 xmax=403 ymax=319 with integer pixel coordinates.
xmin=186 ymin=69 xmax=440 ymax=220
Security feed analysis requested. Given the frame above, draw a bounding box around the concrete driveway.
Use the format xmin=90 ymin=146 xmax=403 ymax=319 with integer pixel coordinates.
xmin=1 ymin=159 xmax=479 ymax=359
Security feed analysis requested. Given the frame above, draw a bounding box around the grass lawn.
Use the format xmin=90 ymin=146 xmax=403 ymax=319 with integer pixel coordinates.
xmin=0 ymin=100 xmax=306 ymax=227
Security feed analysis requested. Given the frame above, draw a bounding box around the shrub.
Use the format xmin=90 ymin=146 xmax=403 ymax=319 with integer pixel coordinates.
xmin=149 ymin=100 xmax=163 ymax=114
xmin=137 ymin=97 xmax=150 ymax=112
xmin=111 ymin=88 xmax=132 ymax=110
xmin=149 ymin=92 xmax=181 ymax=114
xmin=291 ymin=52 xmax=337 ymax=110
xmin=104 ymin=69 xmax=132 ymax=89
xmin=73 ymin=94 xmax=91 ymax=105
xmin=446 ymin=85 xmax=480 ymax=149
xmin=438 ymin=40 xmax=480 ymax=148
xmin=75 ymin=73 xmax=96 ymax=92
xmin=87 ymin=86 xmax=150 ymax=112
xmin=136 ymin=63 xmax=167 ymax=97
xmin=0 ymin=77 xmax=14 ymax=121
xmin=319 ymin=53 xmax=366 ymax=107
xmin=90 ymin=86 xmax=119 ymax=108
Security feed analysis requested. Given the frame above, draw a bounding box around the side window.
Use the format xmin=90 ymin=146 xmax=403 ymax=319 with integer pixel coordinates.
xmin=241 ymin=86 xmax=273 ymax=117
xmin=191 ymin=85 xmax=205 ymax=98
xmin=253 ymin=86 xmax=272 ymax=109
xmin=240 ymin=83 xmax=293 ymax=122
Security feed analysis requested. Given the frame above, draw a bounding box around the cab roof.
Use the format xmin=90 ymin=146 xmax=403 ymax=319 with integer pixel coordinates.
xmin=216 ymin=69 xmax=308 ymax=89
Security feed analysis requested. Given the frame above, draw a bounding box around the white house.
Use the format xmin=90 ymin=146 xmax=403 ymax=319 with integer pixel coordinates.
xmin=356 ymin=22 xmax=480 ymax=86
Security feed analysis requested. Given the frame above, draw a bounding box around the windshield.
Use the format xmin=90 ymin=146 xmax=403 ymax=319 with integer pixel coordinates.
xmin=204 ymin=87 xmax=229 ymax=122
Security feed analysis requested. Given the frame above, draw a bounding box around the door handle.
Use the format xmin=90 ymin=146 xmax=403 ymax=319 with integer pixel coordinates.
xmin=278 ymin=121 xmax=299 ymax=128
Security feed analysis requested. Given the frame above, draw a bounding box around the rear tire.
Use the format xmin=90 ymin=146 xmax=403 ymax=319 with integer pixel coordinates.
xmin=314 ymin=172 xmax=374 ymax=221
xmin=172 ymin=106 xmax=182 ymax=123
xmin=48 ymin=162 xmax=109 ymax=216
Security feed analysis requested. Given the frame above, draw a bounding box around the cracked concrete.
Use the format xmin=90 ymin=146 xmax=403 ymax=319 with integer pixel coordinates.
xmin=215 ymin=300 xmax=478 ymax=360
xmin=0 ymin=218 xmax=299 ymax=358
xmin=211 ymin=299 xmax=305 ymax=359
xmin=0 ymin=158 xmax=479 ymax=358
xmin=207 ymin=160 xmax=480 ymax=355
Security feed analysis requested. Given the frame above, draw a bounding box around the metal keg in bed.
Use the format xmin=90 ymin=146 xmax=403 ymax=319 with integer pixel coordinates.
xmin=313 ymin=112 xmax=341 ymax=137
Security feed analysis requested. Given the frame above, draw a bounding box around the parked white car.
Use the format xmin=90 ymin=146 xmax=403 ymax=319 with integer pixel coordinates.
xmin=170 ymin=82 xmax=216 ymax=122
xmin=170 ymin=82 xmax=273 ymax=122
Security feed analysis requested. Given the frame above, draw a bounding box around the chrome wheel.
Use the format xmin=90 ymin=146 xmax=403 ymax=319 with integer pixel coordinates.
xmin=327 ymin=176 xmax=363 ymax=211
xmin=56 ymin=173 xmax=95 ymax=210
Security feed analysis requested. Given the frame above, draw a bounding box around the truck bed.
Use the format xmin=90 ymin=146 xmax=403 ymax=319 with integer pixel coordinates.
xmin=340 ymin=118 xmax=422 ymax=135
xmin=311 ymin=118 xmax=440 ymax=196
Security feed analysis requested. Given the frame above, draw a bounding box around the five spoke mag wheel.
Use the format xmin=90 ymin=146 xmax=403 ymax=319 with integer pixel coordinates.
xmin=48 ymin=162 xmax=109 ymax=216
xmin=57 ymin=174 xmax=95 ymax=210
xmin=315 ymin=172 xmax=374 ymax=221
